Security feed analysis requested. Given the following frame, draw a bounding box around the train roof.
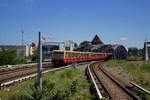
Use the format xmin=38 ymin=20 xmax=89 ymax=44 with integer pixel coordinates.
xmin=52 ymin=50 xmax=112 ymax=55
xmin=52 ymin=50 xmax=65 ymax=52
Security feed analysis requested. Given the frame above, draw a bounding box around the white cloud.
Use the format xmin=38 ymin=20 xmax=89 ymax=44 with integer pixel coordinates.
xmin=120 ymin=37 xmax=128 ymax=41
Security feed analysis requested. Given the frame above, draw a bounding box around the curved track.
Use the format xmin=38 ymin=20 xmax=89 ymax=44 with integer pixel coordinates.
xmin=89 ymin=62 xmax=139 ymax=100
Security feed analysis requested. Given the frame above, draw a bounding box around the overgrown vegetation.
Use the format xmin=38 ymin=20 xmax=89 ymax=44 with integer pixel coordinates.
xmin=127 ymin=56 xmax=143 ymax=61
xmin=128 ymin=47 xmax=143 ymax=57
xmin=127 ymin=47 xmax=144 ymax=61
xmin=0 ymin=49 xmax=26 ymax=66
xmin=0 ymin=68 xmax=95 ymax=100
xmin=29 ymin=49 xmax=44 ymax=63
xmin=106 ymin=60 xmax=150 ymax=100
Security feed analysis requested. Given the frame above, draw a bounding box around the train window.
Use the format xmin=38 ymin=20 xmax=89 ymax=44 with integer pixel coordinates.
xmin=74 ymin=53 xmax=76 ymax=58
xmin=53 ymin=52 xmax=64 ymax=59
xmin=70 ymin=53 xmax=73 ymax=58
xmin=84 ymin=53 xmax=86 ymax=58
xmin=72 ymin=53 xmax=74 ymax=58
xmin=76 ymin=53 xmax=78 ymax=58
xmin=67 ymin=53 xmax=70 ymax=59
xmin=67 ymin=53 xmax=69 ymax=59
xmin=75 ymin=53 xmax=77 ymax=58
xmin=66 ymin=53 xmax=68 ymax=59
xmin=73 ymin=53 xmax=75 ymax=58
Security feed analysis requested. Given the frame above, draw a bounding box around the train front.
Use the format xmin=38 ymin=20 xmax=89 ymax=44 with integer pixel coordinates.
xmin=52 ymin=50 xmax=65 ymax=66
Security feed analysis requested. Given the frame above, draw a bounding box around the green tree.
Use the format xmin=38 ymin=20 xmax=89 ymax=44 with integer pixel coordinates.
xmin=30 ymin=49 xmax=45 ymax=63
xmin=128 ymin=47 xmax=138 ymax=57
xmin=31 ymin=49 xmax=38 ymax=62
xmin=79 ymin=41 xmax=90 ymax=46
xmin=0 ymin=49 xmax=26 ymax=66
xmin=31 ymin=42 xmax=36 ymax=47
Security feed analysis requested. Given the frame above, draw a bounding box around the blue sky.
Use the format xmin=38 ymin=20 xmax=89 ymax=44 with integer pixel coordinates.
xmin=0 ymin=0 xmax=150 ymax=49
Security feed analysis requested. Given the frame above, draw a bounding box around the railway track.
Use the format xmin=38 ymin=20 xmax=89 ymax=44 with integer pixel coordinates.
xmin=89 ymin=62 xmax=140 ymax=100
xmin=0 ymin=63 xmax=53 ymax=86
xmin=0 ymin=62 xmax=90 ymax=88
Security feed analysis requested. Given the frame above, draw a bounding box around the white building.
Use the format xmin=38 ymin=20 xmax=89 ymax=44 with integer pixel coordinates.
xmin=64 ymin=40 xmax=74 ymax=51
xmin=0 ymin=45 xmax=33 ymax=58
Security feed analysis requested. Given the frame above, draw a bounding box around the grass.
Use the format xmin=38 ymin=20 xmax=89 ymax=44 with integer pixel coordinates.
xmin=127 ymin=56 xmax=143 ymax=61
xmin=0 ymin=67 xmax=95 ymax=100
xmin=106 ymin=60 xmax=150 ymax=100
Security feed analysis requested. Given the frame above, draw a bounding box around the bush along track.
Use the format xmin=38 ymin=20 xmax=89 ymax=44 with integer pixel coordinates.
xmin=0 ymin=67 xmax=96 ymax=100
xmin=105 ymin=60 xmax=150 ymax=100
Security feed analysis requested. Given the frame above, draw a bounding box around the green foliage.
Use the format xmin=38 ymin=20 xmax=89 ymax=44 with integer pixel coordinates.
xmin=30 ymin=49 xmax=45 ymax=63
xmin=80 ymin=41 xmax=90 ymax=46
xmin=70 ymin=80 xmax=79 ymax=94
xmin=106 ymin=60 xmax=150 ymax=100
xmin=30 ymin=42 xmax=36 ymax=47
xmin=0 ymin=49 xmax=26 ymax=66
xmin=127 ymin=47 xmax=144 ymax=58
xmin=106 ymin=60 xmax=127 ymax=67
xmin=8 ymin=68 xmax=94 ymax=100
xmin=128 ymin=47 xmax=138 ymax=57
xmin=141 ymin=63 xmax=150 ymax=72
xmin=127 ymin=56 xmax=143 ymax=61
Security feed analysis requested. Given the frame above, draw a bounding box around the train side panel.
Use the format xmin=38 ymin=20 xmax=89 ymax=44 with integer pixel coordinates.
xmin=52 ymin=50 xmax=112 ymax=66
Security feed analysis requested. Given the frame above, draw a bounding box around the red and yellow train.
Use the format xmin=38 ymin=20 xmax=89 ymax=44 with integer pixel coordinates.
xmin=52 ymin=50 xmax=112 ymax=66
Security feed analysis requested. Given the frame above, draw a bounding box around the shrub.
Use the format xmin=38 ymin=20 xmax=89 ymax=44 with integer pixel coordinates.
xmin=0 ymin=49 xmax=26 ymax=66
xmin=10 ymin=68 xmax=85 ymax=100
xmin=106 ymin=60 xmax=127 ymax=67
xmin=141 ymin=63 xmax=150 ymax=72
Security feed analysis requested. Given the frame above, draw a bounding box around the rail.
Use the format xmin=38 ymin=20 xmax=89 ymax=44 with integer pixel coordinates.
xmin=129 ymin=81 xmax=150 ymax=95
xmin=87 ymin=63 xmax=103 ymax=99
xmin=0 ymin=62 xmax=90 ymax=88
xmin=0 ymin=65 xmax=70 ymax=88
xmin=89 ymin=61 xmax=140 ymax=100
xmin=99 ymin=66 xmax=139 ymax=100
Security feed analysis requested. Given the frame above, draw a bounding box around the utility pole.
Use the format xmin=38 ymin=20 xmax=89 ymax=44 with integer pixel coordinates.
xmin=38 ymin=32 xmax=42 ymax=90
xmin=21 ymin=29 xmax=24 ymax=46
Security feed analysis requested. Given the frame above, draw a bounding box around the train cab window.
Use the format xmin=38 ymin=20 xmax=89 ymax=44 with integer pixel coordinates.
xmin=73 ymin=53 xmax=75 ymax=58
xmin=53 ymin=52 xmax=64 ymax=59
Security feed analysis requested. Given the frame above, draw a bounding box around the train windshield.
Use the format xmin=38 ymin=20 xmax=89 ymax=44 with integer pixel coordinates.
xmin=52 ymin=52 xmax=64 ymax=59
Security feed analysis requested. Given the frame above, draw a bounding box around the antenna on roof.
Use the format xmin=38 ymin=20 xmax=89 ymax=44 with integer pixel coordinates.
xmin=21 ymin=29 xmax=24 ymax=46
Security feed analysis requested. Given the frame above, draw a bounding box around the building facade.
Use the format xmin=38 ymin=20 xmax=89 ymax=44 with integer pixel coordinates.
xmin=64 ymin=40 xmax=74 ymax=51
xmin=42 ymin=42 xmax=60 ymax=59
xmin=0 ymin=45 xmax=33 ymax=58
